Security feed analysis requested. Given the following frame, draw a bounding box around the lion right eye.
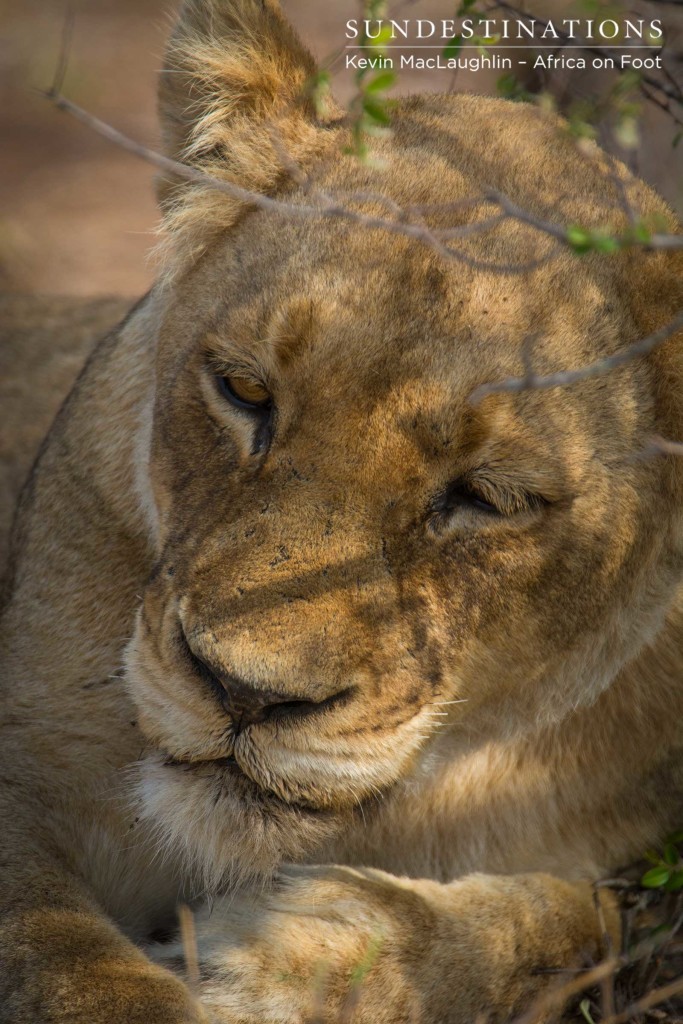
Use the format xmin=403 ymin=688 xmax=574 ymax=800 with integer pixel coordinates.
xmin=429 ymin=477 xmax=548 ymax=530
xmin=435 ymin=481 xmax=502 ymax=518
xmin=216 ymin=375 xmax=272 ymax=413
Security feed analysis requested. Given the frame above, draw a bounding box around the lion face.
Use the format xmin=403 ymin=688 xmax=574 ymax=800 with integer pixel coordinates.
xmin=126 ymin=152 xmax=682 ymax=862
xmin=123 ymin=3 xmax=683 ymax=887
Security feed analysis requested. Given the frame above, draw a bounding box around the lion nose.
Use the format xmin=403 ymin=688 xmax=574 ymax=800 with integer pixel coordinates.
xmin=215 ymin=670 xmax=322 ymax=731
xmin=181 ymin=633 xmax=326 ymax=731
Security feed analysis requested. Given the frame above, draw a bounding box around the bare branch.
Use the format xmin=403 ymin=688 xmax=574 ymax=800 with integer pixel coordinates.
xmin=469 ymin=308 xmax=683 ymax=404
xmin=43 ymin=7 xmax=683 ymax=276
xmin=593 ymin=887 xmax=616 ymax=1020
xmin=512 ymin=959 xmax=621 ymax=1024
xmin=43 ymin=88 xmax=563 ymax=275
xmin=602 ymin=975 xmax=683 ymax=1024
xmin=643 ymin=435 xmax=683 ymax=458
xmin=43 ymin=10 xmax=683 ymax=420
xmin=641 ymin=78 xmax=683 ymax=129
xmin=48 ymin=7 xmax=75 ymax=101
xmin=177 ymin=904 xmax=199 ymax=991
xmin=485 ymin=190 xmax=568 ymax=243
xmin=489 ymin=188 xmax=683 ymax=252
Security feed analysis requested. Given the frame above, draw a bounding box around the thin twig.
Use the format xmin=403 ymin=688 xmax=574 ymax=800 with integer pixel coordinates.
xmin=512 ymin=959 xmax=621 ymax=1024
xmin=469 ymin=308 xmax=683 ymax=404
xmin=640 ymin=80 xmax=683 ymax=130
xmin=646 ymin=435 xmax=683 ymax=457
xmin=593 ymin=887 xmax=617 ymax=1020
xmin=489 ymin=188 xmax=683 ymax=252
xmin=512 ymin=917 xmax=683 ymax=1024
xmin=43 ymin=15 xmax=683 ymax=407
xmin=48 ymin=7 xmax=75 ymax=100
xmin=603 ymin=975 xmax=683 ymax=1024
xmin=489 ymin=0 xmax=683 ymax=113
xmin=42 ymin=18 xmax=683 ymax=273
xmin=44 ymin=89 xmax=564 ymax=275
xmin=178 ymin=903 xmax=200 ymax=990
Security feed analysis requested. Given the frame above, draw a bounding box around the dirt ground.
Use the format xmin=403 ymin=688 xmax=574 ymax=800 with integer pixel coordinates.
xmin=1 ymin=0 xmax=682 ymax=299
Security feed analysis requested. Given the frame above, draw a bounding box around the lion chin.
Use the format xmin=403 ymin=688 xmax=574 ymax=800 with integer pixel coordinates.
xmin=131 ymin=750 xmax=343 ymax=894
xmin=129 ymin=697 xmax=429 ymax=893
xmin=124 ymin=611 xmax=437 ymax=893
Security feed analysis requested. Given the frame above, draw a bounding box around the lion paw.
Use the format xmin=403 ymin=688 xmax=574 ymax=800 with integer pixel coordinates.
xmin=152 ymin=865 xmax=429 ymax=1024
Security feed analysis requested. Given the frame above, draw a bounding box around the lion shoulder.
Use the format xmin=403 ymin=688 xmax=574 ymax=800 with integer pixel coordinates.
xmin=0 ymin=294 xmax=131 ymax=572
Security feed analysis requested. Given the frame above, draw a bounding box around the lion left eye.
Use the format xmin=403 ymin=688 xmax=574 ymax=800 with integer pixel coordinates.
xmin=439 ymin=481 xmax=501 ymax=517
xmin=216 ymin=375 xmax=272 ymax=413
xmin=430 ymin=478 xmax=549 ymax=529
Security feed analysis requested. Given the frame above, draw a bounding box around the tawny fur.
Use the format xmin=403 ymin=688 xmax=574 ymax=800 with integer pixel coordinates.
xmin=1 ymin=1 xmax=683 ymax=1022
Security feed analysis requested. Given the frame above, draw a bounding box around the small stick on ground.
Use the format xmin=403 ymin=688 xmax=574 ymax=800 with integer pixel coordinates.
xmin=178 ymin=903 xmax=200 ymax=990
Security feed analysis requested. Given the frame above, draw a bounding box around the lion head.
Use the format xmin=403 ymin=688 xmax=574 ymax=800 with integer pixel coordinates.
xmin=123 ymin=0 xmax=683 ymax=890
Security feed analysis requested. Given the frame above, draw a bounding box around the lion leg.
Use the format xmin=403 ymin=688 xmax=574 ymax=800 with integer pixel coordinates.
xmin=0 ymin=856 xmax=204 ymax=1024
xmin=152 ymin=865 xmax=620 ymax=1024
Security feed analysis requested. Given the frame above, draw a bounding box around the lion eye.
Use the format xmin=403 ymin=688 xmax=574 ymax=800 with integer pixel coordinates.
xmin=217 ymin=375 xmax=272 ymax=412
xmin=429 ymin=478 xmax=548 ymax=530
xmin=442 ymin=481 xmax=500 ymax=516
xmin=432 ymin=481 xmax=501 ymax=520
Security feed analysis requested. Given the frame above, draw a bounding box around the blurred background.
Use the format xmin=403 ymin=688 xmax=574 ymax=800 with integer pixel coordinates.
xmin=1 ymin=0 xmax=682 ymax=298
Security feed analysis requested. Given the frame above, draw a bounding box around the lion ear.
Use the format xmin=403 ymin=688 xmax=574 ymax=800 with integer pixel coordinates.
xmin=156 ymin=0 xmax=338 ymax=267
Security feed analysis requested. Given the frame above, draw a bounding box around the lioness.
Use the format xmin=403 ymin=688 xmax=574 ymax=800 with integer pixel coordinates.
xmin=2 ymin=1 xmax=683 ymax=1021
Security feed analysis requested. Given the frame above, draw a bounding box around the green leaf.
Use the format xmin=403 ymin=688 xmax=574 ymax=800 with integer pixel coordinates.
xmin=565 ymin=226 xmax=620 ymax=255
xmin=496 ymin=72 xmax=533 ymax=104
xmin=579 ymin=999 xmax=597 ymax=1024
xmin=474 ymin=34 xmax=500 ymax=48
xmin=566 ymin=225 xmax=592 ymax=254
xmin=665 ymin=870 xmax=683 ymax=891
xmin=592 ymin=234 xmax=620 ymax=254
xmin=443 ymin=35 xmax=463 ymax=60
xmin=630 ymin=220 xmax=652 ymax=245
xmin=457 ymin=0 xmax=478 ymax=13
xmin=363 ymin=25 xmax=393 ymax=52
xmin=663 ymin=843 xmax=679 ymax=866
xmin=497 ymin=73 xmax=516 ymax=98
xmin=614 ymin=115 xmax=640 ymax=151
xmin=362 ymin=97 xmax=392 ymax=125
xmin=365 ymin=71 xmax=396 ymax=94
xmin=344 ymin=141 xmax=369 ymax=161
xmin=349 ymin=931 xmax=384 ymax=987
xmin=641 ymin=866 xmax=672 ymax=888
xmin=308 ymin=70 xmax=332 ymax=118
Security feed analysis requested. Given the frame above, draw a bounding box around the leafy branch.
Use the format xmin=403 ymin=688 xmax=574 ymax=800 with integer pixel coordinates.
xmin=44 ymin=5 xmax=683 ymax=402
